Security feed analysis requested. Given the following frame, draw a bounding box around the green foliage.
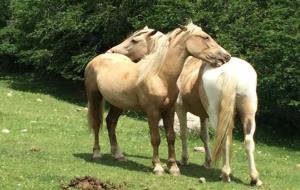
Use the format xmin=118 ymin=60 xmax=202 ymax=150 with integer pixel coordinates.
xmin=0 ymin=0 xmax=298 ymax=133
xmin=0 ymin=0 xmax=10 ymax=28
xmin=189 ymin=0 xmax=300 ymax=132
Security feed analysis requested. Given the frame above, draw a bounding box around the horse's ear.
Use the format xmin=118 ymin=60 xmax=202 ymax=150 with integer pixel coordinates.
xmin=179 ymin=24 xmax=187 ymax=31
xmin=147 ymin=30 xmax=157 ymax=36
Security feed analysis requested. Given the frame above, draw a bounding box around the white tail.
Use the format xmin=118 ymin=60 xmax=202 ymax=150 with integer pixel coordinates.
xmin=212 ymin=72 xmax=237 ymax=166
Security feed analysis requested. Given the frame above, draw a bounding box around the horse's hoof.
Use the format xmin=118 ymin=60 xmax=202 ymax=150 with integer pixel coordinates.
xmin=179 ymin=158 xmax=189 ymax=166
xmin=219 ymin=174 xmax=231 ymax=183
xmin=92 ymin=153 xmax=102 ymax=160
xmin=202 ymin=162 xmax=212 ymax=169
xmin=169 ymin=169 xmax=180 ymax=176
xmin=168 ymin=165 xmax=181 ymax=176
xmin=250 ymin=179 xmax=263 ymax=186
xmin=112 ymin=150 xmax=126 ymax=162
xmin=115 ymin=156 xmax=127 ymax=162
xmin=153 ymin=165 xmax=165 ymax=176
xmin=154 ymin=170 xmax=165 ymax=176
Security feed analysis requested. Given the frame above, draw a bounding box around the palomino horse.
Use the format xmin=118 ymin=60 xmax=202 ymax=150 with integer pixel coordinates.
xmin=84 ymin=23 xmax=230 ymax=175
xmin=106 ymin=26 xmax=163 ymax=62
xmin=87 ymin=26 xmax=159 ymax=161
xmin=108 ymin=31 xmax=262 ymax=185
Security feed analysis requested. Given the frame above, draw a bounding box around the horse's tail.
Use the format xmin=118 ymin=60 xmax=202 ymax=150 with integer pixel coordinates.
xmin=212 ymin=72 xmax=237 ymax=166
xmin=85 ymin=62 xmax=104 ymax=133
xmin=87 ymin=92 xmax=104 ymax=132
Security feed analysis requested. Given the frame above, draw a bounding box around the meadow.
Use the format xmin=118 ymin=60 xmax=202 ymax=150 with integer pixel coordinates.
xmin=0 ymin=71 xmax=299 ymax=190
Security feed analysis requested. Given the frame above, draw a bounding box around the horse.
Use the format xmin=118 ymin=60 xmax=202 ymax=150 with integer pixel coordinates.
xmin=175 ymin=56 xmax=262 ymax=186
xmin=106 ymin=26 xmax=163 ymax=62
xmin=84 ymin=22 xmax=230 ymax=176
xmin=107 ymin=31 xmax=262 ymax=186
xmin=89 ymin=26 xmax=159 ymax=161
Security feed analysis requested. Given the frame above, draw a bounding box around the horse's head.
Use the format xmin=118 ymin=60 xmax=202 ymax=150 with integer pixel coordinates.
xmin=106 ymin=26 xmax=161 ymax=62
xmin=181 ymin=22 xmax=231 ymax=67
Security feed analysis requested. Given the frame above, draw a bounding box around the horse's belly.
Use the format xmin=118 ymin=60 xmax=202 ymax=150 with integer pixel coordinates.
xmin=96 ymin=63 xmax=141 ymax=110
xmin=182 ymin=95 xmax=208 ymax=118
xmin=103 ymin=92 xmax=140 ymax=110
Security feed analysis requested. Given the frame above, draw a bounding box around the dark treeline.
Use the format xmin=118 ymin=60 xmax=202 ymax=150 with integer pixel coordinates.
xmin=0 ymin=0 xmax=299 ymax=135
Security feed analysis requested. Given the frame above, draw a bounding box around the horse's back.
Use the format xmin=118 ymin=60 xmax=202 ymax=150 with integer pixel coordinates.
xmin=86 ymin=53 xmax=141 ymax=110
xmin=202 ymin=57 xmax=258 ymax=125
xmin=203 ymin=57 xmax=257 ymax=94
xmin=226 ymin=57 xmax=257 ymax=96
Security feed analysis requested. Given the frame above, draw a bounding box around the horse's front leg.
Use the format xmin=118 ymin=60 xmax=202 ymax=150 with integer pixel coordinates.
xmin=106 ymin=105 xmax=126 ymax=161
xmin=147 ymin=111 xmax=164 ymax=175
xmin=162 ymin=106 xmax=180 ymax=176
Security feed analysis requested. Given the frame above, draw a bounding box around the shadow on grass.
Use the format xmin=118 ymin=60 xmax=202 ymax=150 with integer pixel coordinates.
xmin=73 ymin=153 xmax=247 ymax=185
xmin=0 ymin=71 xmax=86 ymax=107
xmin=124 ymin=153 xmax=246 ymax=185
xmin=73 ymin=153 xmax=152 ymax=173
xmin=1 ymin=71 xmax=147 ymax=121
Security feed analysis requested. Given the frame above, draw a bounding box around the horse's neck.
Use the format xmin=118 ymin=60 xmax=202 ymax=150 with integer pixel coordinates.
xmin=158 ymin=46 xmax=188 ymax=85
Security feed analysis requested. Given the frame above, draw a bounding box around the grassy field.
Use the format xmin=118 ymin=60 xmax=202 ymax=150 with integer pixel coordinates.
xmin=0 ymin=71 xmax=299 ymax=190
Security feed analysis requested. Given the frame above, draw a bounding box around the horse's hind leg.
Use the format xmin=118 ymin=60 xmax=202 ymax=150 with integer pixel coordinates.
xmin=106 ymin=105 xmax=125 ymax=161
xmin=87 ymin=90 xmax=103 ymax=159
xmin=200 ymin=119 xmax=212 ymax=168
xmin=176 ymin=105 xmax=189 ymax=165
xmin=238 ymin=96 xmax=262 ymax=186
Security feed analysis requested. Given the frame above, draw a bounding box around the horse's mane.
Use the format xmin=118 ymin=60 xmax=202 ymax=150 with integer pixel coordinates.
xmin=137 ymin=23 xmax=200 ymax=82
xmin=137 ymin=34 xmax=169 ymax=81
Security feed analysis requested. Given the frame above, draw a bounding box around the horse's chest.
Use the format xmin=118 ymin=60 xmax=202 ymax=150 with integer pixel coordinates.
xmin=161 ymin=89 xmax=178 ymax=107
xmin=139 ymin=79 xmax=178 ymax=109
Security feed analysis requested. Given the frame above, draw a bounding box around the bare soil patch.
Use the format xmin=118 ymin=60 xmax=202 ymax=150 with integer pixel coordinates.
xmin=61 ymin=176 xmax=123 ymax=190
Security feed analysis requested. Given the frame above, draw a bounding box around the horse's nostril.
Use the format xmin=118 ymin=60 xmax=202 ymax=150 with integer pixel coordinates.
xmin=225 ymin=54 xmax=231 ymax=62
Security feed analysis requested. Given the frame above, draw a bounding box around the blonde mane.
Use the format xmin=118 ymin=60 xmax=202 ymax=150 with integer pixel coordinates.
xmin=137 ymin=34 xmax=169 ymax=81
xmin=137 ymin=23 xmax=200 ymax=82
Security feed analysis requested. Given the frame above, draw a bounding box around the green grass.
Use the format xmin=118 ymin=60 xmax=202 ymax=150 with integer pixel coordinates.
xmin=0 ymin=71 xmax=299 ymax=190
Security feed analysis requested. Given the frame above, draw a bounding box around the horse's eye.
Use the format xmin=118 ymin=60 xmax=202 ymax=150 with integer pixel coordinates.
xmin=131 ymin=38 xmax=139 ymax=43
xmin=202 ymin=35 xmax=210 ymax=40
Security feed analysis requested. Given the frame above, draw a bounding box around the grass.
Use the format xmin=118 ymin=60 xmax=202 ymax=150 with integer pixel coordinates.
xmin=0 ymin=71 xmax=299 ymax=190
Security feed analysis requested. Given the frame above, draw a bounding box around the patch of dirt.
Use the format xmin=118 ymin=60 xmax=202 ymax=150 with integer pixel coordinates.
xmin=61 ymin=176 xmax=123 ymax=190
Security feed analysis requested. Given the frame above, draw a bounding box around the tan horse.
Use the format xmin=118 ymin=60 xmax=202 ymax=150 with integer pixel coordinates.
xmin=84 ymin=23 xmax=230 ymax=175
xmin=106 ymin=26 xmax=162 ymax=62
xmin=88 ymin=26 xmax=159 ymax=161
xmin=108 ymin=31 xmax=262 ymax=186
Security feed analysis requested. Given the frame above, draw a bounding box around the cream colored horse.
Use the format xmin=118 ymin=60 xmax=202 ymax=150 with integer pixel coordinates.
xmin=108 ymin=31 xmax=262 ymax=186
xmin=84 ymin=23 xmax=230 ymax=175
xmin=176 ymin=57 xmax=262 ymax=186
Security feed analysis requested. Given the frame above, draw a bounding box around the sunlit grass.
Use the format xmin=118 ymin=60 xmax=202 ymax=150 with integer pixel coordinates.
xmin=0 ymin=72 xmax=299 ymax=190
